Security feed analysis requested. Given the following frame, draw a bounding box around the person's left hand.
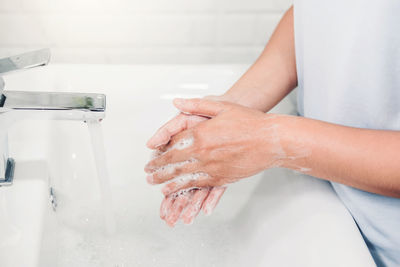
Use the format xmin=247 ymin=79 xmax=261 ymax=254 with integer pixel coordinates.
xmin=146 ymin=110 xmax=226 ymax=227
xmin=145 ymin=98 xmax=287 ymax=196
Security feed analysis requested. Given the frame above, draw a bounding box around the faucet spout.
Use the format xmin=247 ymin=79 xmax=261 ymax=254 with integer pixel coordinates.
xmin=0 ymin=90 xmax=106 ymax=124
xmin=0 ymin=49 xmax=107 ymax=186
xmin=1 ymin=91 xmax=105 ymax=112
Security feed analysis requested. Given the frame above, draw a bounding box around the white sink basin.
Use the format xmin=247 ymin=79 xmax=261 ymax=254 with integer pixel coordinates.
xmin=1 ymin=64 xmax=375 ymax=267
xmin=0 ymin=161 xmax=48 ymax=267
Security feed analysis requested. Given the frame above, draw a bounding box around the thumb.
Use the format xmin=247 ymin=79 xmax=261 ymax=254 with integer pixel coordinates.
xmin=173 ymin=98 xmax=225 ymax=117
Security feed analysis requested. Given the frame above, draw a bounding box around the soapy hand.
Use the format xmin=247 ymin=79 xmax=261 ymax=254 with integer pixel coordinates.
xmin=146 ymin=112 xmax=208 ymax=149
xmin=159 ymin=186 xmax=226 ymax=227
xmin=145 ymin=98 xmax=287 ymax=196
xmin=147 ymin=101 xmax=227 ymax=226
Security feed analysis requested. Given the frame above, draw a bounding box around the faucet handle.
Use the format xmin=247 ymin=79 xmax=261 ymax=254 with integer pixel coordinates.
xmin=0 ymin=48 xmax=50 ymax=76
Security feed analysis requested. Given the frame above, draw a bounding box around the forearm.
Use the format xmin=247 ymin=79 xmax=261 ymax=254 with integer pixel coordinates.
xmin=222 ymin=6 xmax=297 ymax=112
xmin=279 ymin=115 xmax=400 ymax=198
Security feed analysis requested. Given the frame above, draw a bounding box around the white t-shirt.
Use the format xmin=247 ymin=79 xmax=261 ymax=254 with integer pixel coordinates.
xmin=294 ymin=0 xmax=400 ymax=266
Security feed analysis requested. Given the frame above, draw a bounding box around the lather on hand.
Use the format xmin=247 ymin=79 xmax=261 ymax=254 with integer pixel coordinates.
xmin=145 ymin=98 xmax=298 ymax=197
xmin=146 ymin=101 xmax=226 ymax=227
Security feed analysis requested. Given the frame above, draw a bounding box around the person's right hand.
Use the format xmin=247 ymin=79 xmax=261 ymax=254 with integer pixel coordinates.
xmin=147 ymin=107 xmax=226 ymax=227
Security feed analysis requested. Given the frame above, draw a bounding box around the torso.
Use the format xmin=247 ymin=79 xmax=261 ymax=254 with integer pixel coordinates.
xmin=294 ymin=0 xmax=400 ymax=265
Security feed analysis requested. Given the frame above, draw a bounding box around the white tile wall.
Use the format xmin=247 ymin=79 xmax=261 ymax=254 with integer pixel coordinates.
xmin=0 ymin=0 xmax=292 ymax=64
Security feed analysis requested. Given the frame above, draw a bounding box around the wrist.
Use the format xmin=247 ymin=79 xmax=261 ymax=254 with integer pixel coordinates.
xmin=203 ymin=94 xmax=236 ymax=103
xmin=216 ymin=91 xmax=274 ymax=112
xmin=271 ymin=115 xmax=311 ymax=171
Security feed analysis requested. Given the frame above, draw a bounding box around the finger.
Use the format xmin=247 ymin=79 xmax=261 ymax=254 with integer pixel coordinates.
xmin=146 ymin=159 xmax=200 ymax=185
xmin=173 ymin=98 xmax=226 ymax=118
xmin=149 ymin=149 xmax=163 ymax=160
xmin=203 ymin=95 xmax=222 ymax=101
xmin=202 ymin=186 xmax=226 ymax=216
xmin=147 ymin=113 xmax=207 ymax=149
xmin=147 ymin=113 xmax=186 ymax=149
xmin=165 ymin=191 xmax=192 ymax=227
xmin=181 ymin=188 xmax=210 ymax=225
xmin=157 ymin=129 xmax=195 ymax=153
xmin=144 ymin=134 xmax=194 ymax=173
xmin=144 ymin=149 xmax=192 ymax=173
xmin=160 ymin=195 xmax=175 ymax=220
xmin=161 ymin=172 xmax=211 ymax=196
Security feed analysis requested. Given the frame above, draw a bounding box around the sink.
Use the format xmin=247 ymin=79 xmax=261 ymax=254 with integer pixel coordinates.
xmin=1 ymin=64 xmax=376 ymax=267
xmin=0 ymin=161 xmax=48 ymax=267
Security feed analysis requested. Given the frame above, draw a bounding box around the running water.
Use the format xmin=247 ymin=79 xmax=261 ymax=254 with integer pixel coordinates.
xmin=87 ymin=120 xmax=116 ymax=235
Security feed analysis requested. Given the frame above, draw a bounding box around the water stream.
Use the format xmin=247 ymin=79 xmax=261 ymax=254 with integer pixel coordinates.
xmin=87 ymin=120 xmax=116 ymax=235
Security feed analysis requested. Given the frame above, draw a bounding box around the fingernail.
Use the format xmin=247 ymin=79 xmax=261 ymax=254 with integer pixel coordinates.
xmin=166 ymin=220 xmax=176 ymax=228
xmin=183 ymin=218 xmax=194 ymax=225
xmin=166 ymin=214 xmax=178 ymax=227
xmin=154 ymin=143 xmax=165 ymax=148
xmin=144 ymin=163 xmax=155 ymax=173
xmin=162 ymin=186 xmax=171 ymax=196
xmin=148 ymin=136 xmax=168 ymax=149
xmin=146 ymin=139 xmax=154 ymax=148
xmin=146 ymin=174 xmax=155 ymax=185
xmin=173 ymin=98 xmax=185 ymax=106
xmin=203 ymin=207 xmax=212 ymax=216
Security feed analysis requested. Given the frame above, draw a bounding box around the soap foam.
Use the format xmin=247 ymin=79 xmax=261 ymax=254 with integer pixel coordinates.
xmin=150 ymin=150 xmax=163 ymax=160
xmin=154 ymin=158 xmax=197 ymax=175
xmin=147 ymin=158 xmax=198 ymax=184
xmin=149 ymin=137 xmax=194 ymax=161
xmin=168 ymin=137 xmax=194 ymax=151
xmin=169 ymin=172 xmax=209 ymax=187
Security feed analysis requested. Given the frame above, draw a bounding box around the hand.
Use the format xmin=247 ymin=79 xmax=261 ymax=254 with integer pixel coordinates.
xmin=159 ymin=186 xmax=226 ymax=227
xmin=146 ymin=112 xmax=208 ymax=149
xmin=145 ymin=98 xmax=287 ymax=196
xmin=146 ymin=97 xmax=227 ymax=226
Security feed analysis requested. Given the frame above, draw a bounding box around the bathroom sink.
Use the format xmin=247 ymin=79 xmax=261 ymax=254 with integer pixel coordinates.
xmin=0 ymin=161 xmax=48 ymax=267
xmin=2 ymin=64 xmax=376 ymax=267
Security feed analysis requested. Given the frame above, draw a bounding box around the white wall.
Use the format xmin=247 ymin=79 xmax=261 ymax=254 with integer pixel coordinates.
xmin=0 ymin=0 xmax=292 ymax=64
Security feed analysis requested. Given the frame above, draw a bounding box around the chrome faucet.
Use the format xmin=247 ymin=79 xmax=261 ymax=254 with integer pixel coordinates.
xmin=0 ymin=49 xmax=106 ymax=185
